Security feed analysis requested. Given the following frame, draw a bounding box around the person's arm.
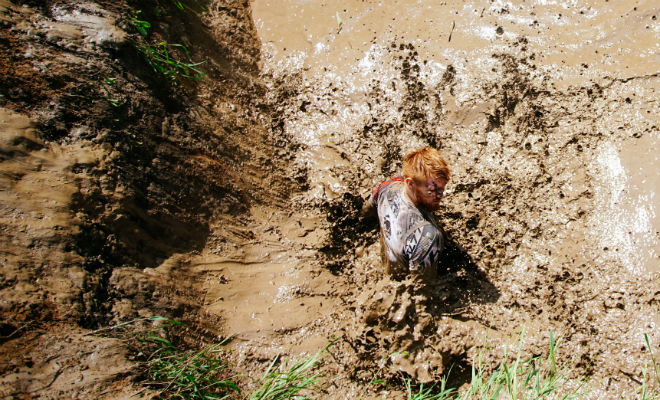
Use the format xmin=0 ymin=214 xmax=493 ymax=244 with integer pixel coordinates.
xmin=360 ymin=193 xmax=377 ymax=221
xmin=405 ymin=225 xmax=443 ymax=275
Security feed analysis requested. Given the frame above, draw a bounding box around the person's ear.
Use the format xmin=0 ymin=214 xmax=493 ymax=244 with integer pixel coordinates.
xmin=405 ymin=177 xmax=414 ymax=187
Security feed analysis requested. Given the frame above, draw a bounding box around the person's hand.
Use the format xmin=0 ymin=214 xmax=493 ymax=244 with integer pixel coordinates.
xmin=358 ymin=196 xmax=377 ymax=227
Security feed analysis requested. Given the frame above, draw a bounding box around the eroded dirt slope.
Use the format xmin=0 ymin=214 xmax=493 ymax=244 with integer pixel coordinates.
xmin=1 ymin=0 xmax=290 ymax=397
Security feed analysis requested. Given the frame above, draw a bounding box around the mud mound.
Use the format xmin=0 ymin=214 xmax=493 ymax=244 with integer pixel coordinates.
xmin=348 ymin=277 xmax=475 ymax=383
xmin=1 ymin=0 xmax=288 ymax=397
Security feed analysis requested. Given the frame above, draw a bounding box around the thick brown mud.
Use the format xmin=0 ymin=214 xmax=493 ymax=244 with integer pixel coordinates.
xmin=0 ymin=0 xmax=658 ymax=398
xmin=235 ymin=0 xmax=660 ymax=397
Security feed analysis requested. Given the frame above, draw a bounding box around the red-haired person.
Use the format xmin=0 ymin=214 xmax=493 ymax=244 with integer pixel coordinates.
xmin=364 ymin=147 xmax=450 ymax=280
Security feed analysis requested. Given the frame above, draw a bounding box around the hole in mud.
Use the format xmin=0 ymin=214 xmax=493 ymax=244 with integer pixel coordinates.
xmin=321 ymin=192 xmax=378 ymax=273
xmin=0 ymin=323 xmax=19 ymax=345
xmin=444 ymin=353 xmax=472 ymax=390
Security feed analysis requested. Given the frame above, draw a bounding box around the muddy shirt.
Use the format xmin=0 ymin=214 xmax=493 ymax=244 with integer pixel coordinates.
xmin=369 ymin=178 xmax=444 ymax=274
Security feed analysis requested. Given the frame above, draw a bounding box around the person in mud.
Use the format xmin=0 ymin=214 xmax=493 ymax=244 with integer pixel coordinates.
xmin=363 ymin=147 xmax=449 ymax=280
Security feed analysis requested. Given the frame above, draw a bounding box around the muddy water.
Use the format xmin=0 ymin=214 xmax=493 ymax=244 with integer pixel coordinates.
xmin=254 ymin=0 xmax=658 ymax=87
xmin=205 ymin=0 xmax=660 ymax=397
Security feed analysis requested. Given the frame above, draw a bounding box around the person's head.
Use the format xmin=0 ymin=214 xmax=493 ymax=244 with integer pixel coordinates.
xmin=402 ymin=147 xmax=450 ymax=211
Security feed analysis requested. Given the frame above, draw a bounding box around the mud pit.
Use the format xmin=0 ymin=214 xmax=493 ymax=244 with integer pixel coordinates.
xmin=1 ymin=0 xmax=659 ymax=398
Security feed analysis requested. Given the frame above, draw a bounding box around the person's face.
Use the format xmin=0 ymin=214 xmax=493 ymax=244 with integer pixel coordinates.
xmin=410 ymin=177 xmax=447 ymax=211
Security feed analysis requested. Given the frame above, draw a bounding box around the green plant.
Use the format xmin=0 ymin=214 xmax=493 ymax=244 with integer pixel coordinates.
xmin=140 ymin=318 xmax=238 ymax=399
xmin=405 ymin=378 xmax=454 ymax=400
xmin=403 ymin=330 xmax=587 ymax=400
xmin=98 ymin=76 xmax=125 ymax=107
xmin=638 ymin=334 xmax=660 ymax=400
xmin=129 ymin=10 xmax=151 ymax=37
xmin=139 ymin=41 xmax=205 ymax=82
xmin=457 ymin=330 xmax=586 ymax=400
xmin=248 ymin=343 xmax=333 ymax=400
xmin=168 ymin=0 xmax=207 ymax=14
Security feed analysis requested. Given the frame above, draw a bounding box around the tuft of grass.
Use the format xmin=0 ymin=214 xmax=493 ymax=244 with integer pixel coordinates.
xmin=459 ymin=330 xmax=586 ymax=400
xmin=406 ymin=378 xmax=454 ymax=400
xmin=406 ymin=330 xmax=586 ymax=400
xmin=638 ymin=334 xmax=660 ymax=400
xmin=139 ymin=41 xmax=205 ymax=82
xmin=248 ymin=343 xmax=333 ymax=400
xmin=128 ymin=10 xmax=151 ymax=37
xmin=139 ymin=318 xmax=238 ymax=399
xmin=171 ymin=0 xmax=207 ymax=14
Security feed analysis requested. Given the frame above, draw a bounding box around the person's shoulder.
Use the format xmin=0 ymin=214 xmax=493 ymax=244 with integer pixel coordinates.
xmin=407 ymin=218 xmax=439 ymax=235
xmin=403 ymin=209 xmax=442 ymax=240
xmin=374 ymin=178 xmax=405 ymax=202
xmin=419 ymin=222 xmax=442 ymax=238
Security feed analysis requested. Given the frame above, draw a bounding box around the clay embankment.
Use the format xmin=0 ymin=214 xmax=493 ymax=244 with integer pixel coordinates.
xmin=1 ymin=0 xmax=290 ymax=397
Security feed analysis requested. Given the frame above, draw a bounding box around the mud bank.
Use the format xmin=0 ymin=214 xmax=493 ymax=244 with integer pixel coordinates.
xmin=0 ymin=0 xmax=658 ymax=398
xmin=1 ymin=0 xmax=288 ymax=397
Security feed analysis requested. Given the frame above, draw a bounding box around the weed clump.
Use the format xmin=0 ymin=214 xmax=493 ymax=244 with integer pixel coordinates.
xmin=248 ymin=343 xmax=332 ymax=400
xmin=138 ymin=42 xmax=206 ymax=82
xmin=402 ymin=330 xmax=660 ymax=400
xmin=135 ymin=317 xmax=238 ymax=399
xmin=638 ymin=334 xmax=660 ymax=400
xmin=126 ymin=8 xmax=206 ymax=83
xmin=129 ymin=317 xmax=333 ymax=399
xmin=401 ymin=330 xmax=585 ymax=400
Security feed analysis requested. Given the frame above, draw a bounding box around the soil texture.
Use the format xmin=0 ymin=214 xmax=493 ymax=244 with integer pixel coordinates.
xmin=0 ymin=0 xmax=659 ymax=398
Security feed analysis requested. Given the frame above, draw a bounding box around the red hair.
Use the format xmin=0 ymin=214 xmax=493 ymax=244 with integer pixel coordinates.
xmin=402 ymin=147 xmax=450 ymax=182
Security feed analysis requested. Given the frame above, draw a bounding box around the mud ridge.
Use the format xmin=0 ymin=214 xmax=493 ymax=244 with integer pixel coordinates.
xmin=1 ymin=0 xmax=288 ymax=397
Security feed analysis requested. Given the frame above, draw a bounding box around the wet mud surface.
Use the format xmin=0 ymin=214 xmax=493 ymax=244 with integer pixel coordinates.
xmin=0 ymin=0 xmax=659 ymax=398
xmin=240 ymin=0 xmax=660 ymax=397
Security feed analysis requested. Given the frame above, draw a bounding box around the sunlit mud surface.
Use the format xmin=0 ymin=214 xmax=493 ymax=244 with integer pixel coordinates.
xmin=0 ymin=0 xmax=658 ymax=398
xmin=199 ymin=0 xmax=660 ymax=397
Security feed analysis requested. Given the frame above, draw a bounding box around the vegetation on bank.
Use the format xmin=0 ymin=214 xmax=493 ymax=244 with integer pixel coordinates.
xmin=108 ymin=317 xmax=659 ymax=399
xmin=127 ymin=8 xmax=206 ymax=83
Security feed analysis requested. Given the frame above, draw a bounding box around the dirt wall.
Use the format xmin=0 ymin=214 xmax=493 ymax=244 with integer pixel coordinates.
xmin=0 ymin=0 xmax=287 ymax=397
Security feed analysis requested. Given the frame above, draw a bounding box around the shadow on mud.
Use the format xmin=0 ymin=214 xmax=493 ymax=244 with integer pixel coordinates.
xmin=427 ymin=236 xmax=500 ymax=388
xmin=431 ymin=235 xmax=500 ymax=317
xmin=321 ymin=192 xmax=379 ymax=273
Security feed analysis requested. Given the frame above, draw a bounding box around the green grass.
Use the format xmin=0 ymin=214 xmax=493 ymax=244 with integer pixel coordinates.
xmin=247 ymin=343 xmax=332 ymax=400
xmin=127 ymin=7 xmax=205 ymax=83
xmin=405 ymin=330 xmax=586 ymax=400
xmin=460 ymin=331 xmax=585 ymax=400
xmin=406 ymin=379 xmax=454 ymax=400
xmin=127 ymin=318 xmax=659 ymax=400
xmin=128 ymin=10 xmax=151 ymax=37
xmin=138 ymin=41 xmax=205 ymax=82
xmin=138 ymin=318 xmax=238 ymax=399
xmin=403 ymin=331 xmax=660 ymax=400
xmin=134 ymin=317 xmax=332 ymax=400
xmin=638 ymin=334 xmax=660 ymax=400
